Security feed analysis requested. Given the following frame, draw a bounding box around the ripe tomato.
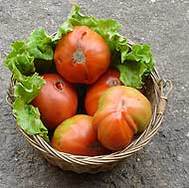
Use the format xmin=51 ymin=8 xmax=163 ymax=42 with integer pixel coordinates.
xmin=32 ymin=73 xmax=78 ymax=129
xmin=85 ymin=69 xmax=121 ymax=116
xmin=93 ymin=86 xmax=152 ymax=151
xmin=54 ymin=26 xmax=111 ymax=84
xmin=51 ymin=115 xmax=109 ymax=156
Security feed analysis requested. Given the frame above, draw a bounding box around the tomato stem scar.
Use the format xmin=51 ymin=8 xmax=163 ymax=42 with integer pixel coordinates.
xmin=55 ymin=81 xmax=64 ymax=90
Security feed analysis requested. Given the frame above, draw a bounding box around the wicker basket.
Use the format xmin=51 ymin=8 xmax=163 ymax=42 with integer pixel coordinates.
xmin=6 ymin=40 xmax=173 ymax=174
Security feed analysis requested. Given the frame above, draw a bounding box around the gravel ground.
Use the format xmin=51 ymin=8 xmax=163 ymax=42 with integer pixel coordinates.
xmin=0 ymin=0 xmax=189 ymax=187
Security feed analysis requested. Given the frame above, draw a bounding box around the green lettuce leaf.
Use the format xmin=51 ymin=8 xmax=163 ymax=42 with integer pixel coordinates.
xmin=13 ymin=99 xmax=49 ymax=142
xmin=53 ymin=21 xmax=73 ymax=42
xmin=117 ymin=62 xmax=147 ymax=89
xmin=14 ymin=73 xmax=45 ymax=104
xmin=12 ymin=74 xmax=47 ymax=140
xmin=116 ymin=44 xmax=154 ymax=88
xmin=27 ymin=28 xmax=53 ymax=61
xmin=124 ymin=44 xmax=154 ymax=68
xmin=4 ymin=30 xmax=50 ymax=141
xmin=4 ymin=41 xmax=35 ymax=78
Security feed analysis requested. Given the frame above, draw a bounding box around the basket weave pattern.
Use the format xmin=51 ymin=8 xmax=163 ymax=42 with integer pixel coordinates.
xmin=6 ymin=48 xmax=173 ymax=173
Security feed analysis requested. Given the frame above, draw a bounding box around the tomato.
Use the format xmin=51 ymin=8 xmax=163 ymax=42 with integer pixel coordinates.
xmin=54 ymin=26 xmax=111 ymax=84
xmin=51 ymin=115 xmax=109 ymax=156
xmin=85 ymin=69 xmax=121 ymax=116
xmin=32 ymin=73 xmax=78 ymax=129
xmin=93 ymin=86 xmax=152 ymax=151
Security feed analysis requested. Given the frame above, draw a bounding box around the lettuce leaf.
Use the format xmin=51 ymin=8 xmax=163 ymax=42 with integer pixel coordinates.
xmin=52 ymin=21 xmax=73 ymax=42
xmin=13 ymin=99 xmax=49 ymax=142
xmin=116 ymin=44 xmax=154 ymax=88
xmin=12 ymin=73 xmax=48 ymax=141
xmin=4 ymin=30 xmax=51 ymax=141
xmin=4 ymin=41 xmax=35 ymax=78
xmin=27 ymin=28 xmax=53 ymax=61
xmin=14 ymin=73 xmax=45 ymax=104
xmin=117 ymin=62 xmax=148 ymax=89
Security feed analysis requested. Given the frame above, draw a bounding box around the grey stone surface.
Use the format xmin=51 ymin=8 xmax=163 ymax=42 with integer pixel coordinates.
xmin=0 ymin=0 xmax=189 ymax=187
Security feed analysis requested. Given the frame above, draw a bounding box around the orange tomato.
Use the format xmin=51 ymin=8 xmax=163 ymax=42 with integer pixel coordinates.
xmin=54 ymin=26 xmax=111 ymax=84
xmin=32 ymin=73 xmax=78 ymax=129
xmin=85 ymin=69 xmax=121 ymax=115
xmin=93 ymin=86 xmax=152 ymax=151
xmin=51 ymin=115 xmax=109 ymax=156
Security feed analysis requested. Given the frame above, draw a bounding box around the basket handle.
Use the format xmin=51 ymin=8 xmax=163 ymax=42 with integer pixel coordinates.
xmin=158 ymin=79 xmax=173 ymax=115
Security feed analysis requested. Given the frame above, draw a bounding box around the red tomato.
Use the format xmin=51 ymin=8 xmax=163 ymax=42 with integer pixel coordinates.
xmin=93 ymin=86 xmax=152 ymax=151
xmin=54 ymin=26 xmax=111 ymax=84
xmin=32 ymin=73 xmax=78 ymax=129
xmin=85 ymin=69 xmax=121 ymax=116
xmin=51 ymin=115 xmax=109 ymax=156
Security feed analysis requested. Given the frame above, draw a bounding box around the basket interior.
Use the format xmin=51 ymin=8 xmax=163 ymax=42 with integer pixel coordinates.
xmin=7 ymin=70 xmax=164 ymax=173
